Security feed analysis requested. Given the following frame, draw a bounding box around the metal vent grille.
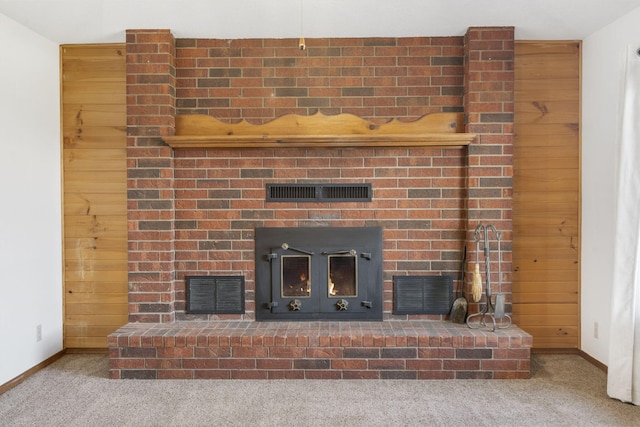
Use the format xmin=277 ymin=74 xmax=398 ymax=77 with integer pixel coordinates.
xmin=267 ymin=183 xmax=372 ymax=202
xmin=393 ymin=275 xmax=453 ymax=315
xmin=321 ymin=184 xmax=370 ymax=200
xmin=186 ymin=276 xmax=245 ymax=314
xmin=268 ymin=184 xmax=317 ymax=201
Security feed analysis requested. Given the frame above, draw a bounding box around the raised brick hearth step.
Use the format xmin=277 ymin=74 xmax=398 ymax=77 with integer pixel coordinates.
xmin=108 ymin=321 xmax=532 ymax=380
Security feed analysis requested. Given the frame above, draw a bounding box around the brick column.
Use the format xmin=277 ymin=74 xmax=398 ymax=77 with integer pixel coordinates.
xmin=464 ymin=27 xmax=514 ymax=312
xmin=126 ymin=29 xmax=177 ymax=322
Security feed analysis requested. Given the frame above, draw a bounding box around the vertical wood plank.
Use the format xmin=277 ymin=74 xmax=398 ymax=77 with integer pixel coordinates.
xmin=61 ymin=44 xmax=128 ymax=349
xmin=513 ymin=41 xmax=581 ymax=349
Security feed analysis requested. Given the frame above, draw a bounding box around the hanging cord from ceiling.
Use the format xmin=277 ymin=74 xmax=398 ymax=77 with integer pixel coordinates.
xmin=299 ymin=0 xmax=305 ymax=50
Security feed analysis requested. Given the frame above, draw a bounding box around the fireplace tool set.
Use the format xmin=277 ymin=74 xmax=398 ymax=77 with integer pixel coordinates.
xmin=466 ymin=223 xmax=512 ymax=331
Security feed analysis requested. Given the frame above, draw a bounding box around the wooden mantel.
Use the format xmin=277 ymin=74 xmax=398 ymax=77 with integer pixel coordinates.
xmin=163 ymin=112 xmax=475 ymax=149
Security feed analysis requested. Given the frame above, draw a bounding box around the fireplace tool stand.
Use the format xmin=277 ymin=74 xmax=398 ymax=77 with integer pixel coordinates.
xmin=466 ymin=223 xmax=512 ymax=331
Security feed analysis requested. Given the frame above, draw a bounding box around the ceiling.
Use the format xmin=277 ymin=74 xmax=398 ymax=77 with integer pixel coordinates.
xmin=1 ymin=0 xmax=639 ymax=44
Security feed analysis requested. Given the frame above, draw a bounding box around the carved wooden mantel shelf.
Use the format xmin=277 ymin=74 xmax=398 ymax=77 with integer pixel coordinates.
xmin=163 ymin=112 xmax=475 ymax=149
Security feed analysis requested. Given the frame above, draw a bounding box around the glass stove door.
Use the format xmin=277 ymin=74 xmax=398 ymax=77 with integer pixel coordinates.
xmin=327 ymin=254 xmax=357 ymax=298
xmin=281 ymin=255 xmax=312 ymax=298
xmin=270 ymin=251 xmax=321 ymax=314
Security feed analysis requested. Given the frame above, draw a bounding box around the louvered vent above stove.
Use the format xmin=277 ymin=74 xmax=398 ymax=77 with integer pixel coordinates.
xmin=266 ymin=183 xmax=372 ymax=202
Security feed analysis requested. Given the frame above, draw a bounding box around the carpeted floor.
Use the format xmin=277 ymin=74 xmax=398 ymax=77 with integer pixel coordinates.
xmin=0 ymin=354 xmax=638 ymax=426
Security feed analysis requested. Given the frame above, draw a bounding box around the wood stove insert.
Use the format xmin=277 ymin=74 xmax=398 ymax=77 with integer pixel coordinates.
xmin=255 ymin=227 xmax=383 ymax=321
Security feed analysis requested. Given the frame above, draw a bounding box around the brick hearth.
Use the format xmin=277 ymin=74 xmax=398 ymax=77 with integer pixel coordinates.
xmin=109 ymin=321 xmax=531 ymax=379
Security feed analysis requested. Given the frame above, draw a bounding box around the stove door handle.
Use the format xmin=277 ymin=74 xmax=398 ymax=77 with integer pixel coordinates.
xmin=281 ymin=243 xmax=314 ymax=255
xmin=321 ymin=249 xmax=357 ymax=256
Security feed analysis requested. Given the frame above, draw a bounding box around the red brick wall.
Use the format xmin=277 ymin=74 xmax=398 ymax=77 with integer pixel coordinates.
xmin=126 ymin=28 xmax=514 ymax=323
xmin=174 ymin=37 xmax=464 ymax=122
xmin=127 ymin=29 xmax=177 ymax=322
xmin=172 ymin=146 xmax=466 ymax=319
xmin=464 ymin=27 xmax=514 ymax=304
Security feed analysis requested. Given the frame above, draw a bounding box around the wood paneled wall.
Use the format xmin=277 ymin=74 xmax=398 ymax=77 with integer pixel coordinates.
xmin=61 ymin=44 xmax=128 ymax=348
xmin=512 ymin=41 xmax=581 ymax=349
xmin=60 ymin=41 xmax=581 ymax=349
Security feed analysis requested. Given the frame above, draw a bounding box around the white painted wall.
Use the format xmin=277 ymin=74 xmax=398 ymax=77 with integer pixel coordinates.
xmin=0 ymin=13 xmax=63 ymax=385
xmin=582 ymin=6 xmax=640 ymax=365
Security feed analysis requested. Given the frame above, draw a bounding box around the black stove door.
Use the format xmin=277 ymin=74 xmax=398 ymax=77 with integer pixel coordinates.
xmin=268 ymin=247 xmax=320 ymax=316
xmin=255 ymin=227 xmax=383 ymax=321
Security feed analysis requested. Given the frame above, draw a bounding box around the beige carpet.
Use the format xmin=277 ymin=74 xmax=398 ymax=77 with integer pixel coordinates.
xmin=0 ymin=354 xmax=638 ymax=426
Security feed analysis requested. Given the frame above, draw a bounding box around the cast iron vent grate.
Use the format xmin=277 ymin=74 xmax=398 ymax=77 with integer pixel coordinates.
xmin=186 ymin=276 xmax=245 ymax=314
xmin=393 ymin=275 xmax=453 ymax=315
xmin=266 ymin=183 xmax=372 ymax=202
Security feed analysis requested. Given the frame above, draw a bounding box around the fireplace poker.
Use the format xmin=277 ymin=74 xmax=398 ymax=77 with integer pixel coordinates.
xmin=472 ymin=228 xmax=483 ymax=302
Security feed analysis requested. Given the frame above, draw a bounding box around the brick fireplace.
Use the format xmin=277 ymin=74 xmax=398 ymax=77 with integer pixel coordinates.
xmin=108 ymin=26 xmax=532 ymax=379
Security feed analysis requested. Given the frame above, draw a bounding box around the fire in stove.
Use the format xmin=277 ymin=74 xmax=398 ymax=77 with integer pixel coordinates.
xmin=281 ymin=255 xmax=311 ymax=297
xmin=255 ymin=227 xmax=383 ymax=321
xmin=327 ymin=253 xmax=357 ymax=297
